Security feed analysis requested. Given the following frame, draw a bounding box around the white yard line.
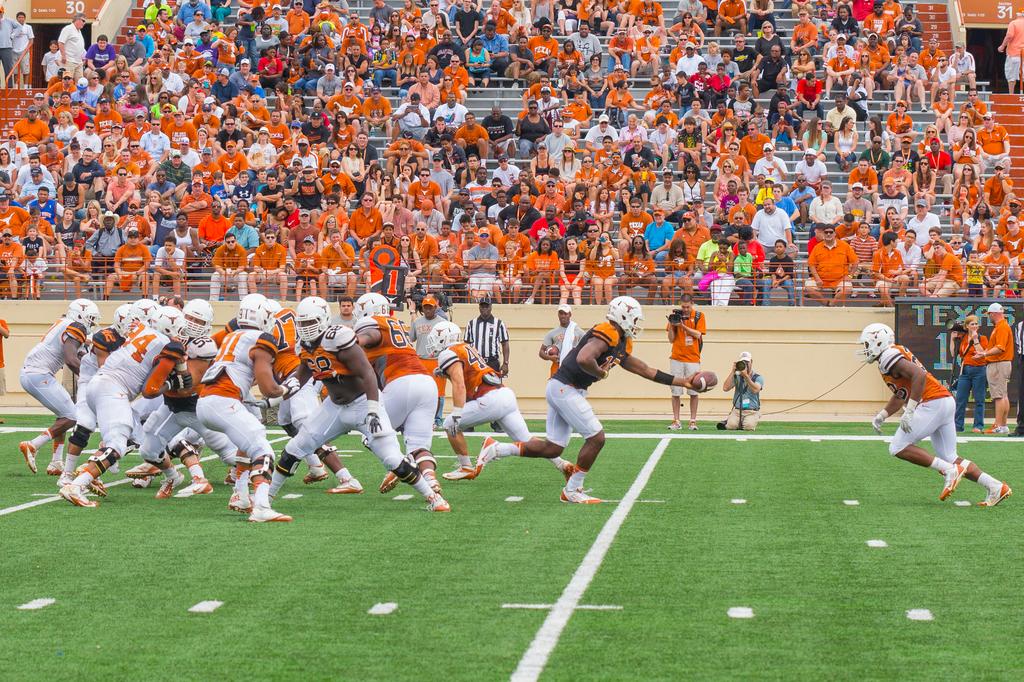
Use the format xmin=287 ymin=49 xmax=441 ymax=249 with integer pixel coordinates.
xmin=0 ymin=436 xmax=288 ymax=518
xmin=17 ymin=598 xmax=56 ymax=611
xmin=368 ymin=602 xmax=397 ymax=615
xmin=727 ymin=607 xmax=755 ymax=619
xmin=502 ymin=603 xmax=623 ymax=611
xmin=188 ymin=600 xmax=224 ymax=613
xmin=906 ymin=609 xmax=934 ymax=621
xmin=510 ymin=438 xmax=671 ymax=682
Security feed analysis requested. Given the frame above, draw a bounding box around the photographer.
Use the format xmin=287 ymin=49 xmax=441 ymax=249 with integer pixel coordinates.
xmin=667 ymin=295 xmax=706 ymax=431
xmin=719 ymin=352 xmax=763 ymax=431
xmin=949 ymin=315 xmax=988 ymax=433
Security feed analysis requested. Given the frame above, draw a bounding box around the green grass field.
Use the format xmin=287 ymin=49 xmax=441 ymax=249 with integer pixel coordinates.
xmin=0 ymin=416 xmax=1020 ymax=681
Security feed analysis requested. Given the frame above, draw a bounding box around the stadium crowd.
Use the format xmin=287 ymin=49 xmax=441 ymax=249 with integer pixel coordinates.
xmin=0 ymin=0 xmax=1016 ymax=306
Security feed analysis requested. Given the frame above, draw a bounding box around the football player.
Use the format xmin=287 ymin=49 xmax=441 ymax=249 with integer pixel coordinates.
xmin=272 ymin=297 xmax=449 ymax=511
xmin=353 ymin=293 xmax=443 ymax=494
xmin=59 ymin=307 xmax=189 ymax=508
xmin=860 ymin=323 xmax=1012 ymax=506
xmin=196 ymin=296 xmax=300 ymax=522
xmin=57 ymin=303 xmax=134 ymax=489
xmin=19 ymin=298 xmax=100 ymax=475
xmin=479 ymin=296 xmax=711 ymax=503
xmin=425 ymin=321 xmax=572 ymax=481
xmin=136 ymin=299 xmax=241 ymax=499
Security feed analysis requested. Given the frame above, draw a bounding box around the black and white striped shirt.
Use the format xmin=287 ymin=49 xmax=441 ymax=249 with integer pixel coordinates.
xmin=465 ymin=315 xmax=509 ymax=362
xmin=1014 ymin=321 xmax=1024 ymax=358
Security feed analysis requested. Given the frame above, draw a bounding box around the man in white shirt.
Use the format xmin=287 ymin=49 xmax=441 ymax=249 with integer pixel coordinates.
xmin=952 ymin=44 xmax=977 ymax=92
xmin=794 ymin=149 xmax=828 ymax=189
xmin=433 ymin=92 xmax=469 ymax=127
xmin=752 ymin=144 xmax=788 ymax=184
xmin=57 ymin=13 xmax=86 ymax=79
xmin=906 ymin=198 xmax=941 ymax=247
xmin=583 ymin=115 xmax=619 ymax=152
xmin=751 ymin=196 xmax=794 ymax=250
xmin=897 ymin=229 xmax=923 ymax=271
xmin=674 ymin=44 xmax=705 ymax=80
xmin=808 ymin=180 xmax=844 ymax=229
xmin=10 ymin=11 xmax=34 ymax=89
xmin=139 ymin=125 xmax=171 ymax=163
xmin=72 ymin=122 xmax=102 ymax=154
xmin=392 ymin=93 xmax=431 ymax=139
xmin=490 ymin=154 xmax=521 ymax=187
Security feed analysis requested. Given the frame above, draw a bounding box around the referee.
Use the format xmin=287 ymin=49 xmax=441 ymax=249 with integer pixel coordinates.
xmin=464 ymin=297 xmax=510 ymax=377
xmin=1013 ymin=315 xmax=1024 ymax=437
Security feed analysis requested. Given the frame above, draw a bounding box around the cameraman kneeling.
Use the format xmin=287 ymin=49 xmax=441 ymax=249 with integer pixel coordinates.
xmin=719 ymin=351 xmax=763 ymax=431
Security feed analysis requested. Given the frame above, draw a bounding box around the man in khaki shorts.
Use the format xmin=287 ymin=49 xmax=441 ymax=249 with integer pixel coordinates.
xmin=980 ymin=302 xmax=1015 ymax=434
xmin=667 ymin=294 xmax=706 ymax=431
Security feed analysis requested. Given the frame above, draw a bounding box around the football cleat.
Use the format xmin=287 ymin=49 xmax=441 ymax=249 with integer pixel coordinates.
xmin=155 ymin=471 xmax=184 ymax=499
xmin=59 ymin=484 xmax=97 ymax=508
xmin=88 ymin=479 xmax=108 ymax=497
xmin=228 ymin=492 xmax=252 ymax=514
xmin=326 ymin=477 xmax=364 ymax=494
xmin=978 ymin=483 xmax=1012 ymax=508
xmin=19 ymin=442 xmax=38 ymax=474
xmin=248 ymin=506 xmax=293 ymax=523
xmin=442 ymin=466 xmax=479 ymax=481
xmin=560 ymin=487 xmax=602 ymax=504
xmin=940 ymin=461 xmax=968 ymax=501
xmin=175 ymin=477 xmax=214 ymax=498
xmin=426 ymin=492 xmax=451 ymax=512
xmin=57 ymin=472 xmax=73 ymax=489
xmin=475 ymin=436 xmax=499 ymax=470
xmin=424 ymin=469 xmax=442 ymax=494
xmin=126 ymin=463 xmax=161 ymax=479
xmin=303 ymin=467 xmax=330 ymax=485
xmin=45 ymin=461 xmax=64 ymax=476
xmin=131 ymin=476 xmax=153 ymax=489
xmin=378 ymin=471 xmax=399 ymax=494
xmin=224 ymin=470 xmax=237 ymax=486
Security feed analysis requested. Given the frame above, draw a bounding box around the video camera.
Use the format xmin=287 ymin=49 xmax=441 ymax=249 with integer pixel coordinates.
xmin=667 ymin=309 xmax=685 ymax=325
xmin=408 ymin=284 xmax=451 ymax=314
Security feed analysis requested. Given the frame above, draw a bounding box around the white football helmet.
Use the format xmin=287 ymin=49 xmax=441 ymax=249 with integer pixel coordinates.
xmin=111 ymin=303 xmax=134 ymax=336
xmin=130 ymin=298 xmax=159 ymax=326
xmin=858 ymin=323 xmax=895 ymax=363
xmin=295 ymin=296 xmax=332 ymax=342
xmin=606 ymin=296 xmax=643 ymax=339
xmin=153 ymin=306 xmax=188 ymax=341
xmin=263 ymin=299 xmax=282 ymax=316
xmin=66 ymin=298 xmax=101 ymax=333
xmin=182 ymin=299 xmax=214 ymax=338
xmin=237 ymin=293 xmax=274 ymax=332
xmin=425 ymin=321 xmax=462 ymax=358
xmin=355 ymin=292 xmax=390 ymax=319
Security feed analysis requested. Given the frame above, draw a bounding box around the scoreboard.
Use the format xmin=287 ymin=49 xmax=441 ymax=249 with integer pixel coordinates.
xmin=895 ymin=298 xmax=1019 ymax=401
xmin=956 ymin=0 xmax=1021 ymax=27
xmin=31 ymin=0 xmax=105 ymax=21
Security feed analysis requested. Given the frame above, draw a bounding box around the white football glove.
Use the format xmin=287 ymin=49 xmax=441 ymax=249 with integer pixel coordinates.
xmin=445 ymin=406 xmax=463 ymax=438
xmin=899 ymin=399 xmax=919 ymax=433
xmin=871 ymin=409 xmax=889 ymax=435
xmin=279 ymin=376 xmax=301 ymax=400
xmin=365 ymin=399 xmax=393 ymax=438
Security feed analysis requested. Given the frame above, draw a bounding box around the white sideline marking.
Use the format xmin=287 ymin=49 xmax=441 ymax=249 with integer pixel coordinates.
xmin=810 ymin=438 xmax=822 ymax=443
xmin=906 ymin=609 xmax=934 ymax=621
xmin=843 ymin=500 xmax=860 ymax=506
xmin=368 ymin=602 xmax=397 ymax=615
xmin=727 ymin=607 xmax=755 ymax=619
xmin=0 ymin=436 xmax=289 ymax=517
xmin=282 ymin=494 xmax=303 ymax=500
xmin=506 ymin=496 xmax=524 ymax=502
xmin=954 ymin=500 xmax=972 ymax=507
xmin=502 ymin=603 xmax=622 ymax=611
xmin=866 ymin=540 xmax=888 ymax=548
xmin=393 ymin=494 xmax=413 ymax=501
xmin=188 ymin=600 xmax=223 ymax=613
xmin=730 ymin=498 xmax=747 ymax=505
xmin=510 ymin=438 xmax=671 ymax=682
xmin=17 ymin=598 xmax=55 ymax=611
xmin=736 ymin=437 xmax=748 ymax=442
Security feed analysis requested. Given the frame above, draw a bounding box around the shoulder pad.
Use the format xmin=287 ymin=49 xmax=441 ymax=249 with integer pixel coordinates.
xmin=322 ymin=325 xmax=357 ymax=353
xmin=591 ymin=322 xmax=619 ymax=347
xmin=878 ymin=347 xmax=903 ymax=374
xmin=64 ymin=321 xmax=89 ymax=343
xmin=257 ymin=331 xmax=278 ymax=346
xmin=436 ymin=348 xmax=459 ymax=372
xmin=353 ymin=317 xmax=380 ymax=336
xmin=227 ymin=318 xmax=240 ymax=332
xmin=159 ymin=340 xmax=186 ymax=361
xmin=187 ymin=336 xmax=218 ymax=360
xmin=92 ymin=328 xmax=123 ymax=352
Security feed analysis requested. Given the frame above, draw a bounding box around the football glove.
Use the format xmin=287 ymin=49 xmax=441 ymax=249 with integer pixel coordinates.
xmin=366 ymin=400 xmax=391 ymax=437
xmin=871 ymin=409 xmax=889 ymax=435
xmin=280 ymin=376 xmax=301 ymax=400
xmin=445 ymin=406 xmax=463 ymax=438
xmin=899 ymin=399 xmax=918 ymax=433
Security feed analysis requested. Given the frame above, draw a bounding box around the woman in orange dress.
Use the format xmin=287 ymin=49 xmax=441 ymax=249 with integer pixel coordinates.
xmin=586 ymin=230 xmax=618 ymax=304
xmin=621 ymin=235 xmax=657 ymax=302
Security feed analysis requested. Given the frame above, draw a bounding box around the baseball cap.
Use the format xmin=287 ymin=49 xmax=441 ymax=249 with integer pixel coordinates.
xmin=851 ymin=182 xmax=864 ymax=190
xmin=219 ymin=68 xmax=230 ymax=76
xmin=762 ymin=143 xmax=774 ymax=151
xmin=557 ymin=304 xmax=572 ymax=314
xmin=302 ymin=235 xmax=315 ymax=244
xmin=325 ymin=64 xmax=335 ymax=71
xmin=103 ymin=210 xmax=116 ymax=218
xmin=738 ymin=351 xmax=752 ymax=362
xmin=987 ymin=302 xmax=1005 ymax=314
xmin=598 ymin=114 xmax=610 ymax=123
xmin=915 ymin=198 xmax=928 ymax=206
xmin=77 ymin=77 xmax=88 ymax=88
xmin=171 ymin=149 xmax=182 ymax=157
xmin=421 ymin=295 xmax=439 ymax=307
xmin=127 ymin=228 xmax=140 ymax=237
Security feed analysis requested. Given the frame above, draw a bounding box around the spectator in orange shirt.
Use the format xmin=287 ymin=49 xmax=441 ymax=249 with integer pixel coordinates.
xmin=805 ymin=224 xmax=858 ymax=305
xmin=978 ymin=113 xmax=1011 ymax=174
xmin=198 ymin=200 xmax=231 ymax=254
xmin=0 ymin=229 xmax=26 ymax=298
xmin=980 ymin=302 xmax=1015 ymax=433
xmin=294 ymin=235 xmax=324 ymax=299
xmin=454 ymin=112 xmax=490 ymax=160
xmin=715 ymin=0 xmax=748 ymax=36
xmin=151 ymin=234 xmax=187 ymax=298
xmin=105 ymin=228 xmax=152 ymax=299
xmin=249 ymin=230 xmax=290 ymax=301
xmin=210 ymin=232 xmax=249 ymax=301
xmin=320 ymin=229 xmax=358 ymax=298
xmin=62 ymin=237 xmax=92 ymax=298
xmin=919 ymin=241 xmax=963 ymax=297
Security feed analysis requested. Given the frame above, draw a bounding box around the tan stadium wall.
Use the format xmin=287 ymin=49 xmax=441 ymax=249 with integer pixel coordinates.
xmin=0 ymin=302 xmax=893 ymax=421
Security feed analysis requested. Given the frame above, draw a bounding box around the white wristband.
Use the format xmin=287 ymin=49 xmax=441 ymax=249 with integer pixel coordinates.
xmin=905 ymin=399 xmax=919 ymax=411
xmin=877 ymin=409 xmax=890 ymax=419
xmin=450 ymin=406 xmax=463 ymax=418
xmin=366 ymin=400 xmax=380 ymax=414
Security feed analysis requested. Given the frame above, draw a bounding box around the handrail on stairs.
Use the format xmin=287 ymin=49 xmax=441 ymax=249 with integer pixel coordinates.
xmin=2 ymin=49 xmax=31 ymax=89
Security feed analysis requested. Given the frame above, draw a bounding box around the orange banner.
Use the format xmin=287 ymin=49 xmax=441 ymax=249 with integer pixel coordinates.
xmin=957 ymin=0 xmax=1022 ymax=25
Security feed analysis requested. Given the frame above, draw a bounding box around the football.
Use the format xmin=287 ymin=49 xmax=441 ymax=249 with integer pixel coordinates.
xmin=691 ymin=371 xmax=718 ymax=392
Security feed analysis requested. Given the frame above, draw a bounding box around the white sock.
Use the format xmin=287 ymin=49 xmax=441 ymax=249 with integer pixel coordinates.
xmin=253 ymin=481 xmax=271 ymax=508
xmin=72 ymin=470 xmax=95 ymax=487
xmin=335 ymin=467 xmax=353 ymax=482
xmin=234 ymin=470 xmax=251 ymax=500
xmin=411 ymin=476 xmax=434 ymax=498
xmin=29 ymin=430 xmax=53 ymax=449
xmin=64 ymin=453 xmax=79 ymax=474
xmin=269 ymin=471 xmax=287 ymax=497
xmin=457 ymin=454 xmax=473 ymax=468
xmin=495 ymin=443 xmax=520 ymax=458
xmin=977 ymin=472 xmax=1002 ymax=493
xmin=929 ymin=458 xmax=953 ymax=474
xmin=51 ymin=443 xmax=64 ymax=464
xmin=188 ymin=464 xmax=204 ymax=479
xmin=567 ymin=469 xmax=586 ymax=490
xmin=550 ymin=456 xmax=569 ymax=470
xmin=302 ymin=453 xmax=321 ymax=469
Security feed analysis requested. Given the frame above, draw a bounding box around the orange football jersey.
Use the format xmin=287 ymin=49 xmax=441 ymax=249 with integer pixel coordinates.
xmin=355 ymin=315 xmax=428 ymax=386
xmin=878 ymin=344 xmax=951 ymax=403
xmin=437 ymin=341 xmax=501 ymax=400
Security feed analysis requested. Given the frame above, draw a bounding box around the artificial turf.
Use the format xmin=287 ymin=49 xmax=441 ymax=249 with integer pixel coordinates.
xmin=0 ymin=417 xmax=1019 ymax=681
